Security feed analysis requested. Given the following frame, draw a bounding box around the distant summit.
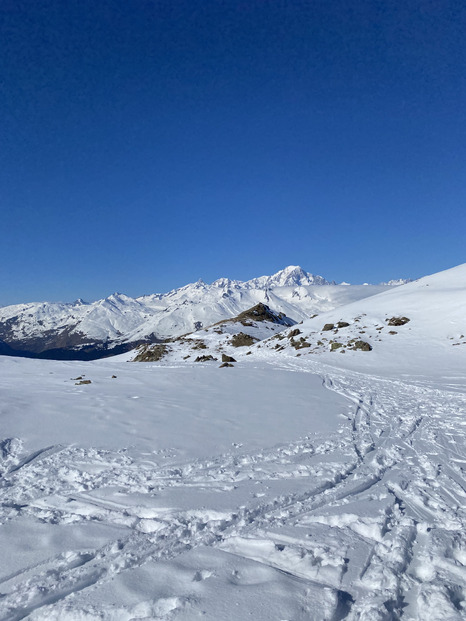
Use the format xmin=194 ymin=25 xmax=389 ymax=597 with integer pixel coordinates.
xmin=379 ymin=278 xmax=413 ymax=286
xmin=244 ymin=266 xmax=332 ymax=289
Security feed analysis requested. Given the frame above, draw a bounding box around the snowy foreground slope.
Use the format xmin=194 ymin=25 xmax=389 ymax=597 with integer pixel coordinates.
xmin=0 ymin=265 xmax=465 ymax=620
xmin=257 ymin=263 xmax=466 ymax=380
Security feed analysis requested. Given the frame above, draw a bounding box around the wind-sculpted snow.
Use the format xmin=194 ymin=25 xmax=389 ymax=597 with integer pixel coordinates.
xmin=0 ymin=354 xmax=464 ymax=620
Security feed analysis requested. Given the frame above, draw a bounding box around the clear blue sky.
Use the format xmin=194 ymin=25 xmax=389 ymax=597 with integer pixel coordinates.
xmin=1 ymin=0 xmax=465 ymax=304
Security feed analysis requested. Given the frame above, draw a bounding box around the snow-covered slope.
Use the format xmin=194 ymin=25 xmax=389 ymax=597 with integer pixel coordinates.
xmin=0 ymin=267 xmax=399 ymax=358
xmin=258 ymin=263 xmax=466 ymax=378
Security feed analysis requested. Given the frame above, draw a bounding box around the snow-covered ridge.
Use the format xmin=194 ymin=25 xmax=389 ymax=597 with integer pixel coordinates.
xmin=379 ymin=278 xmax=413 ymax=286
xmin=257 ymin=262 xmax=466 ymax=377
xmin=0 ymin=266 xmax=408 ymax=358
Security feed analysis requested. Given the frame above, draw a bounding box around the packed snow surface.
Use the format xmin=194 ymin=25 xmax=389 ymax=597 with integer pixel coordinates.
xmin=0 ymin=264 xmax=465 ymax=620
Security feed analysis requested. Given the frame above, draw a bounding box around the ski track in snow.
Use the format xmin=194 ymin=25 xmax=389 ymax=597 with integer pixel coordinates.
xmin=0 ymin=361 xmax=465 ymax=620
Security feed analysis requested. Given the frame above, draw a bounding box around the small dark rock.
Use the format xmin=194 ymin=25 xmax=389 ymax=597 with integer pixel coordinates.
xmin=221 ymin=354 xmax=237 ymax=363
xmin=230 ymin=332 xmax=258 ymax=347
xmin=336 ymin=321 xmax=350 ymax=328
xmin=288 ymin=328 xmax=302 ymax=338
xmin=322 ymin=323 xmax=335 ymax=332
xmin=352 ymin=340 xmax=372 ymax=351
xmin=386 ymin=317 xmax=410 ymax=326
xmin=219 ymin=362 xmax=234 ymax=368
xmin=75 ymin=379 xmax=92 ymax=385
xmin=195 ymin=355 xmax=217 ymax=362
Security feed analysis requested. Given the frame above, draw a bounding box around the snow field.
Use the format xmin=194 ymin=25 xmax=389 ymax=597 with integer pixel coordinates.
xmin=0 ymin=353 xmax=464 ymax=619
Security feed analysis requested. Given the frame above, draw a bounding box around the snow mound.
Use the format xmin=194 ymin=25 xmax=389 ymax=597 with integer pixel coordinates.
xmin=131 ymin=303 xmax=295 ymax=365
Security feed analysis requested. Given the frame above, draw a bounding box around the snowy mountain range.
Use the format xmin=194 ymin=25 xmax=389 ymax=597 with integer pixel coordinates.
xmin=0 ymin=266 xmax=409 ymax=359
xmin=131 ymin=264 xmax=465 ymax=374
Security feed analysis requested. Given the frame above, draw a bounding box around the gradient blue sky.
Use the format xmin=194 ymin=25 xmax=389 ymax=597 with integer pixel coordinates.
xmin=1 ymin=0 xmax=465 ymax=304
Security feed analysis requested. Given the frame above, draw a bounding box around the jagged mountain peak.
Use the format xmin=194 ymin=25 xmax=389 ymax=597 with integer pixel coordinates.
xmin=183 ymin=278 xmax=207 ymax=290
xmin=379 ymin=278 xmax=414 ymax=286
xmin=211 ymin=277 xmax=242 ymax=289
xmin=106 ymin=292 xmax=132 ymax=301
xmin=245 ymin=266 xmax=331 ymax=289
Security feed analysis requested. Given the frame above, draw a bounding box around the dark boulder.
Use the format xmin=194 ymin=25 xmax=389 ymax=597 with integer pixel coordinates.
xmin=386 ymin=317 xmax=410 ymax=326
xmin=221 ymin=354 xmax=236 ymax=362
